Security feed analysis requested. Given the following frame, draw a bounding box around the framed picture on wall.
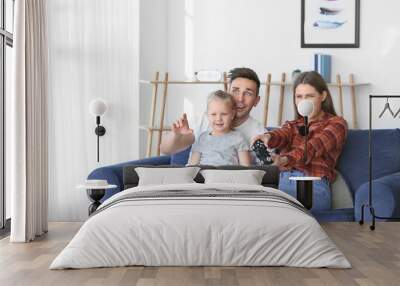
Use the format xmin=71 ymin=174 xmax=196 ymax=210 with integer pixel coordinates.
xmin=301 ymin=0 xmax=360 ymax=48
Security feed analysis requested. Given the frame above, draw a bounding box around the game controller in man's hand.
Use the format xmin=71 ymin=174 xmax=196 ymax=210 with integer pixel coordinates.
xmin=251 ymin=140 xmax=273 ymax=165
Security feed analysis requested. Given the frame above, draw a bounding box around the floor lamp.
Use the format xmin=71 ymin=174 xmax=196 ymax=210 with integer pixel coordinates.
xmin=89 ymin=99 xmax=107 ymax=162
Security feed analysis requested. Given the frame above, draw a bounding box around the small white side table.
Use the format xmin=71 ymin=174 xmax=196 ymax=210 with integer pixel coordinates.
xmin=77 ymin=184 xmax=117 ymax=215
xmin=289 ymin=176 xmax=321 ymax=210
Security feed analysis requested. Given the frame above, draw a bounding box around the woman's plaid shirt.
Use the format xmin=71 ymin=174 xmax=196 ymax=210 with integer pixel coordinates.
xmin=267 ymin=113 xmax=348 ymax=183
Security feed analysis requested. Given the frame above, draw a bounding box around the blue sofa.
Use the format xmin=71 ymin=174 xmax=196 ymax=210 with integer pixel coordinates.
xmin=88 ymin=129 xmax=400 ymax=222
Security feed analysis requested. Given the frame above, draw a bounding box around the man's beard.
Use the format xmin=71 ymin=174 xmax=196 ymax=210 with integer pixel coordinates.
xmin=233 ymin=109 xmax=250 ymax=126
xmin=235 ymin=108 xmax=249 ymax=119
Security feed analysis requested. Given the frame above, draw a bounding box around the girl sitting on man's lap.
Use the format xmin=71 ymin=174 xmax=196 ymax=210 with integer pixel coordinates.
xmin=187 ymin=90 xmax=251 ymax=166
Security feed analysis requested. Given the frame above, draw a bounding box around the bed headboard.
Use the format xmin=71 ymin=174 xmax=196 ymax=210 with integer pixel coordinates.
xmin=123 ymin=165 xmax=280 ymax=190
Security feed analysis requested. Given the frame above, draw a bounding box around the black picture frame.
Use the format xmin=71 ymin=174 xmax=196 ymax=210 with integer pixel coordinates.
xmin=301 ymin=0 xmax=360 ymax=48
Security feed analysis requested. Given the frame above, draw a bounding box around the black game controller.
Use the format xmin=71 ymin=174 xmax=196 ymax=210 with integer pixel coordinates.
xmin=251 ymin=140 xmax=273 ymax=165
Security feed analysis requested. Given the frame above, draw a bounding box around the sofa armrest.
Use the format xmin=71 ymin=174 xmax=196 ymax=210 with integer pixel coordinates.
xmin=354 ymin=172 xmax=400 ymax=221
xmin=87 ymin=155 xmax=171 ymax=201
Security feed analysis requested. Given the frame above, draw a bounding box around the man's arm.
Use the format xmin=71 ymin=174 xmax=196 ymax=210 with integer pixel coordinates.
xmin=160 ymin=113 xmax=195 ymax=155
xmin=160 ymin=132 xmax=195 ymax=154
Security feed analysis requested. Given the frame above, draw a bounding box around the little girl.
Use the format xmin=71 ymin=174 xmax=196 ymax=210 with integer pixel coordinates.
xmin=187 ymin=90 xmax=251 ymax=166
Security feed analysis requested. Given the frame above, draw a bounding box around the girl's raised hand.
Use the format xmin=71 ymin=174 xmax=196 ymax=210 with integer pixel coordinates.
xmin=171 ymin=113 xmax=193 ymax=135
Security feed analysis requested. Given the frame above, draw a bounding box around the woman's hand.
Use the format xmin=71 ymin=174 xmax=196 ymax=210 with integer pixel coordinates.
xmin=250 ymin=133 xmax=271 ymax=148
xmin=271 ymin=154 xmax=289 ymax=168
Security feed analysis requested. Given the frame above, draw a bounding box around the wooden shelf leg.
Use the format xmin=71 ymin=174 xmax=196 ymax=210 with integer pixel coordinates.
xmin=223 ymin=72 xmax=228 ymax=91
xmin=336 ymin=74 xmax=344 ymax=117
xmin=278 ymin=73 xmax=286 ymax=126
xmin=263 ymin=73 xmax=272 ymax=127
xmin=157 ymin=72 xmax=169 ymax=156
xmin=146 ymin=71 xmax=159 ymax=157
xmin=349 ymin=74 xmax=358 ymax=129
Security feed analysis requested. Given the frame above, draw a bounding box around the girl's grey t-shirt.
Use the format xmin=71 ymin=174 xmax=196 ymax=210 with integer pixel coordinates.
xmin=191 ymin=130 xmax=249 ymax=165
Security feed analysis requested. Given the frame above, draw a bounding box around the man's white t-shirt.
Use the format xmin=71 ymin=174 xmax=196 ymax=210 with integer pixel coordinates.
xmin=193 ymin=113 xmax=266 ymax=163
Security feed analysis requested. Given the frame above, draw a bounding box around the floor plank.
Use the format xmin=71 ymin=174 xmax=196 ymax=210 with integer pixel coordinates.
xmin=0 ymin=222 xmax=399 ymax=286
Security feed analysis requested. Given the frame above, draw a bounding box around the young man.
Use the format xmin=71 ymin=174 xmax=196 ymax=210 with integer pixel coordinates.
xmin=160 ymin=67 xmax=265 ymax=159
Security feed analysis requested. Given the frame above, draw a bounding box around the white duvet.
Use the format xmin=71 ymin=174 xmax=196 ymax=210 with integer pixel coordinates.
xmin=50 ymin=183 xmax=351 ymax=269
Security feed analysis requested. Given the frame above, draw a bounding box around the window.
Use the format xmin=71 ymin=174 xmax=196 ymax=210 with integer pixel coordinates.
xmin=0 ymin=0 xmax=14 ymax=234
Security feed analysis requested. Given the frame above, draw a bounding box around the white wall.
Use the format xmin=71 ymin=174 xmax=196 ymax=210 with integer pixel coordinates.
xmin=46 ymin=0 xmax=400 ymax=220
xmin=47 ymin=0 xmax=139 ymax=221
xmin=137 ymin=0 xmax=400 ymax=158
xmin=139 ymin=0 xmax=168 ymax=156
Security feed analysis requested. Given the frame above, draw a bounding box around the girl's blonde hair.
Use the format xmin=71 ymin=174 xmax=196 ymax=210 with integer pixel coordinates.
xmin=207 ymin=90 xmax=235 ymax=111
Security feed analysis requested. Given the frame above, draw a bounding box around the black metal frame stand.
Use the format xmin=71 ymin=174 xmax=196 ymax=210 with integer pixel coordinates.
xmin=87 ymin=188 xmax=105 ymax=216
xmin=293 ymin=115 xmax=314 ymax=210
xmin=296 ymin=180 xmax=313 ymax=210
xmin=359 ymin=95 xmax=400 ymax=230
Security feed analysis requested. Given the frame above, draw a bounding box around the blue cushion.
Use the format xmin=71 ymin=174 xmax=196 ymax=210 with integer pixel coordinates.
xmin=354 ymin=171 xmax=400 ymax=222
xmin=337 ymin=129 xmax=400 ymax=195
xmin=170 ymin=146 xmax=191 ymax=166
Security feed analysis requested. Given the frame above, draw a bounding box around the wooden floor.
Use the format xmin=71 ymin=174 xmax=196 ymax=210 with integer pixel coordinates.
xmin=0 ymin=222 xmax=399 ymax=286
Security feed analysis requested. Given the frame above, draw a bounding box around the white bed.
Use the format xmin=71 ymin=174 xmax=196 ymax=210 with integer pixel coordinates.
xmin=50 ymin=183 xmax=351 ymax=269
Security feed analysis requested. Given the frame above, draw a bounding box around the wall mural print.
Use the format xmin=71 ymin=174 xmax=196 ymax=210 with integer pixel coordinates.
xmin=301 ymin=0 xmax=360 ymax=48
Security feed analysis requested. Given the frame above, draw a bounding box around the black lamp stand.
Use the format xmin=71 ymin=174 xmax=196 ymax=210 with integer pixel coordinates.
xmin=295 ymin=115 xmax=314 ymax=210
xmin=296 ymin=180 xmax=313 ymax=210
xmin=87 ymin=188 xmax=106 ymax=215
xmin=95 ymin=115 xmax=106 ymax=162
xmin=359 ymin=95 xmax=400 ymax=231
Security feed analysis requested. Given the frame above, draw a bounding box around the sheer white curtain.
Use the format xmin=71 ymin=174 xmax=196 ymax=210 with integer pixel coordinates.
xmin=10 ymin=0 xmax=49 ymax=242
xmin=47 ymin=0 xmax=139 ymax=221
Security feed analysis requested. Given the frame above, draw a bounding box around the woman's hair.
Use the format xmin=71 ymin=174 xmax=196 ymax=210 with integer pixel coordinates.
xmin=207 ymin=90 xmax=235 ymax=111
xmin=293 ymin=71 xmax=337 ymax=119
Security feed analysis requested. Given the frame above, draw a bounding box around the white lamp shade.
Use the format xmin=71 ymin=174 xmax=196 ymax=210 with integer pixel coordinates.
xmin=297 ymin=100 xmax=314 ymax=117
xmin=89 ymin=99 xmax=107 ymax=116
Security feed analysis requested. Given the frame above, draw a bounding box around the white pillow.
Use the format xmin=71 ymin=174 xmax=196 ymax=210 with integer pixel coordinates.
xmin=135 ymin=167 xmax=200 ymax=186
xmin=200 ymin=169 xmax=266 ymax=185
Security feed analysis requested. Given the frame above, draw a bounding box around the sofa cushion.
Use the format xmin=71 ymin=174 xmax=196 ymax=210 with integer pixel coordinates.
xmin=337 ymin=129 xmax=400 ymax=195
xmin=331 ymin=171 xmax=353 ymax=209
xmin=354 ymin=171 xmax=400 ymax=221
